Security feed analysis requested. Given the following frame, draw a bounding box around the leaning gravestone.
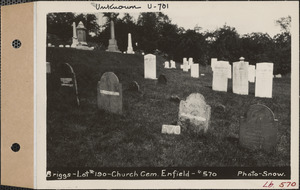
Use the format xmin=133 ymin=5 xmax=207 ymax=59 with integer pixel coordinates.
xmin=191 ymin=64 xmax=199 ymax=78
xmin=212 ymin=61 xmax=230 ymax=92
xmin=59 ymin=63 xmax=80 ymax=106
xmin=248 ymin=65 xmax=256 ymax=83
xmin=239 ymin=104 xmax=278 ymax=151
xmin=178 ymin=93 xmax=211 ymax=133
xmin=233 ymin=57 xmax=249 ymax=95
xmin=97 ymin=72 xmax=122 ymax=114
xmin=144 ymin=54 xmax=156 ymax=79
xmin=158 ymin=74 xmax=167 ymax=85
xmin=255 ymin=63 xmax=273 ymax=98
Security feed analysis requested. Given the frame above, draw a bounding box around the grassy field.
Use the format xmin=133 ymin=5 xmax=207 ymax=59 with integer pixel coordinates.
xmin=47 ymin=47 xmax=290 ymax=168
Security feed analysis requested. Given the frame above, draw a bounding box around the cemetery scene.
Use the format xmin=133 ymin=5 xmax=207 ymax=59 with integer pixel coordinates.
xmin=46 ymin=11 xmax=292 ymax=169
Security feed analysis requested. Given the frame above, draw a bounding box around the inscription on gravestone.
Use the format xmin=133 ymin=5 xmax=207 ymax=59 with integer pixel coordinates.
xmin=239 ymin=104 xmax=278 ymax=151
xmin=97 ymin=72 xmax=122 ymax=114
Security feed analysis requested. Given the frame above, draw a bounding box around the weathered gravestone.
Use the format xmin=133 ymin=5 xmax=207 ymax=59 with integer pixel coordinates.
xmin=144 ymin=54 xmax=156 ymax=79
xmin=162 ymin=125 xmax=181 ymax=135
xmin=188 ymin=57 xmax=193 ymax=67
xmin=239 ymin=104 xmax=278 ymax=151
xmin=46 ymin=62 xmax=51 ymax=74
xmin=59 ymin=63 xmax=80 ymax=106
xmin=233 ymin=57 xmax=249 ymax=95
xmin=212 ymin=61 xmax=230 ymax=92
xmin=164 ymin=61 xmax=170 ymax=69
xmin=178 ymin=93 xmax=211 ymax=133
xmin=191 ymin=64 xmax=199 ymax=78
xmin=255 ymin=63 xmax=273 ymax=98
xmin=97 ymin=72 xmax=122 ymax=114
xmin=248 ymin=65 xmax=256 ymax=83
xmin=182 ymin=61 xmax=189 ymax=72
xmin=158 ymin=74 xmax=167 ymax=85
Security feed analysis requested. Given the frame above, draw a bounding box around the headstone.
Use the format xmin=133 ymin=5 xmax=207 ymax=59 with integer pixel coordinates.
xmin=65 ymin=45 xmax=71 ymax=48
xmin=144 ymin=54 xmax=156 ymax=79
xmin=211 ymin=58 xmax=218 ymax=72
xmin=170 ymin=60 xmax=176 ymax=68
xmin=107 ymin=14 xmax=121 ymax=53
xmin=76 ymin=21 xmax=87 ymax=46
xmin=47 ymin=43 xmax=52 ymax=47
xmin=97 ymin=72 xmax=122 ymax=114
xmin=182 ymin=61 xmax=189 ymax=72
xmin=162 ymin=125 xmax=181 ymax=135
xmin=126 ymin=33 xmax=134 ymax=54
xmin=233 ymin=57 xmax=249 ymax=95
xmin=191 ymin=64 xmax=199 ymax=78
xmin=248 ymin=65 xmax=256 ymax=83
xmin=275 ymin=74 xmax=282 ymax=78
xmin=188 ymin=57 xmax=193 ymax=66
xmin=178 ymin=93 xmax=211 ymax=133
xmin=59 ymin=45 xmax=64 ymax=48
xmin=157 ymin=74 xmax=167 ymax=85
xmin=128 ymin=81 xmax=140 ymax=92
xmin=239 ymin=104 xmax=278 ymax=151
xmin=255 ymin=63 xmax=273 ymax=98
xmin=71 ymin=22 xmax=79 ymax=48
xmin=164 ymin=61 xmax=170 ymax=69
xmin=59 ymin=63 xmax=80 ymax=106
xmin=212 ymin=61 xmax=230 ymax=92
xmin=46 ymin=62 xmax=51 ymax=74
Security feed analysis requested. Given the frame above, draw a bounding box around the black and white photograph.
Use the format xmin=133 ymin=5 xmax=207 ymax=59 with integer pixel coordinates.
xmin=40 ymin=1 xmax=298 ymax=188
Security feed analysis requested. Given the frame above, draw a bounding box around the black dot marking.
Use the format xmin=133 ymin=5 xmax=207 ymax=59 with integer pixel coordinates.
xmin=12 ymin=39 xmax=21 ymax=48
xmin=11 ymin=143 xmax=20 ymax=152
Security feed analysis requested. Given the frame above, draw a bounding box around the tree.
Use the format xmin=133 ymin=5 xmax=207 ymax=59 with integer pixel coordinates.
xmin=275 ymin=16 xmax=291 ymax=34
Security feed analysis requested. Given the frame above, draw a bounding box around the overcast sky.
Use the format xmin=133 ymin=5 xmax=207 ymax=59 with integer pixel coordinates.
xmin=97 ymin=2 xmax=295 ymax=37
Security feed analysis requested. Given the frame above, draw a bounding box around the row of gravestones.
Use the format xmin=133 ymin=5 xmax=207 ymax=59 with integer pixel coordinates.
xmin=48 ymin=61 xmax=278 ymax=152
xmin=211 ymin=57 xmax=274 ymax=98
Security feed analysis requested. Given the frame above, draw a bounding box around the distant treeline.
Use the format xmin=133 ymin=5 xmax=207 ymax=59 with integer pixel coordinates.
xmin=47 ymin=13 xmax=291 ymax=75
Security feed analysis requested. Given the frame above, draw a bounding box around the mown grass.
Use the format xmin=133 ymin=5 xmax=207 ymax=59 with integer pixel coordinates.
xmin=47 ymin=47 xmax=290 ymax=168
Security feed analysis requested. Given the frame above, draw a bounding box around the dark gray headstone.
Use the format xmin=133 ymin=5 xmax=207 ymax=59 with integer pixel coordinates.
xmin=59 ymin=63 xmax=80 ymax=106
xmin=239 ymin=104 xmax=278 ymax=151
xmin=157 ymin=74 xmax=167 ymax=85
xmin=97 ymin=72 xmax=122 ymax=114
xmin=128 ymin=81 xmax=140 ymax=92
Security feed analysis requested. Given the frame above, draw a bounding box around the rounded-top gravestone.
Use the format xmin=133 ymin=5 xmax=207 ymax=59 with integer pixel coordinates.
xmin=239 ymin=104 xmax=278 ymax=151
xmin=97 ymin=72 xmax=123 ymax=114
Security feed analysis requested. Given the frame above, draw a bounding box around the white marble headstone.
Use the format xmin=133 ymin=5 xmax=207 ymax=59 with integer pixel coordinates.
xmin=191 ymin=64 xmax=199 ymax=78
xmin=144 ymin=54 xmax=156 ymax=79
xmin=212 ymin=61 xmax=230 ymax=92
xmin=170 ymin=60 xmax=176 ymax=68
xmin=255 ymin=63 xmax=273 ymax=98
xmin=164 ymin=61 xmax=170 ymax=69
xmin=211 ymin=58 xmax=218 ymax=72
xmin=233 ymin=60 xmax=249 ymax=95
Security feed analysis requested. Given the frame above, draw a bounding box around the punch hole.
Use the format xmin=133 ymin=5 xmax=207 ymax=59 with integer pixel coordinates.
xmin=12 ymin=39 xmax=21 ymax=48
xmin=11 ymin=143 xmax=20 ymax=152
